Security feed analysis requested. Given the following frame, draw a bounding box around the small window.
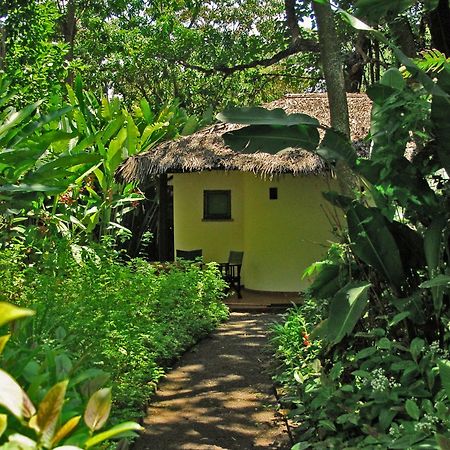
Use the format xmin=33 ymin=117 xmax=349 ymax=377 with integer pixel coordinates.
xmin=203 ymin=190 xmax=231 ymax=220
xmin=269 ymin=187 xmax=278 ymax=200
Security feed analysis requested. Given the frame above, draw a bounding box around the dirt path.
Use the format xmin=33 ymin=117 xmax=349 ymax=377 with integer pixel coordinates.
xmin=135 ymin=313 xmax=291 ymax=450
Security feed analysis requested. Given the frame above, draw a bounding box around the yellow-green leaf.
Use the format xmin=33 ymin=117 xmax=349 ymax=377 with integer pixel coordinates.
xmin=0 ymin=414 xmax=7 ymax=437
xmin=0 ymin=369 xmax=35 ymax=419
xmin=0 ymin=302 xmax=34 ymax=327
xmin=0 ymin=334 xmax=11 ymax=354
xmin=84 ymin=388 xmax=111 ymax=432
xmin=29 ymin=415 xmax=40 ymax=433
xmin=37 ymin=380 xmax=68 ymax=446
xmin=85 ymin=422 xmax=143 ymax=448
xmin=51 ymin=415 xmax=81 ymax=447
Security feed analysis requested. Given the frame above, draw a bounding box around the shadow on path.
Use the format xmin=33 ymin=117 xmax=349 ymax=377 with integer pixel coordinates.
xmin=135 ymin=313 xmax=291 ymax=450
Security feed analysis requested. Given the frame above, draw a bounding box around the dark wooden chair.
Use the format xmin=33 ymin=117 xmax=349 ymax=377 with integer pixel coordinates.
xmin=219 ymin=251 xmax=244 ymax=299
xmin=176 ymin=249 xmax=203 ymax=261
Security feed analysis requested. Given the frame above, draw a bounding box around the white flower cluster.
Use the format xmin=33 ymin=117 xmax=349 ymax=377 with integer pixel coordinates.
xmin=414 ymin=413 xmax=439 ymax=433
xmin=370 ymin=368 xmax=390 ymax=392
xmin=429 ymin=341 xmax=449 ymax=358
xmin=388 ymin=423 xmax=404 ymax=439
xmin=368 ymin=368 xmax=400 ymax=392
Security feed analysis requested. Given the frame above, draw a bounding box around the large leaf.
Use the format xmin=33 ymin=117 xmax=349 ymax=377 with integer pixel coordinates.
xmin=380 ymin=68 xmax=407 ymax=90
xmin=37 ymin=380 xmax=69 ymax=447
xmin=105 ymin=127 xmax=127 ymax=174
xmin=26 ymin=154 xmax=102 ymax=182
xmin=84 ymin=388 xmax=112 ymax=432
xmin=13 ymin=106 xmax=73 ymax=143
xmin=125 ymin=113 xmax=140 ymax=157
xmin=0 ymin=184 xmax=67 ymax=194
xmin=424 ymin=216 xmax=447 ymax=313
xmin=84 ymin=422 xmax=143 ymax=448
xmin=53 ymin=447 xmax=83 ymax=450
xmin=438 ymin=360 xmax=450 ymax=400
xmin=140 ymin=121 xmax=169 ymax=147
xmin=322 ymin=191 xmax=353 ymax=210
xmin=327 ymin=282 xmax=371 ymax=345
xmin=366 ymin=84 xmax=397 ymax=105
xmin=217 ymin=107 xmax=320 ymax=127
xmin=347 ymin=205 xmax=405 ymax=293
xmin=316 ymin=128 xmax=357 ymax=167
xmin=308 ymin=263 xmax=345 ymax=299
xmin=181 ymin=116 xmax=199 ymax=136
xmin=0 ymin=147 xmax=48 ymax=167
xmin=420 ymin=275 xmax=450 ymax=289
xmin=0 ymin=302 xmax=35 ymax=327
xmin=0 ymin=369 xmax=36 ymax=419
xmin=223 ymin=124 xmax=320 ymax=154
xmin=355 ymin=0 xmax=415 ymax=22
xmin=0 ymin=101 xmax=42 ymax=141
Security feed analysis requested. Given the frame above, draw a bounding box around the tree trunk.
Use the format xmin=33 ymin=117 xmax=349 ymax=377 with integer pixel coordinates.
xmin=388 ymin=16 xmax=417 ymax=58
xmin=312 ymin=1 xmax=349 ymax=137
xmin=60 ymin=0 xmax=77 ymax=85
xmin=429 ymin=0 xmax=450 ymax=55
xmin=0 ymin=23 xmax=5 ymax=70
xmin=344 ymin=32 xmax=370 ymax=93
xmin=312 ymin=0 xmax=355 ymax=196
xmin=158 ymin=174 xmax=170 ymax=261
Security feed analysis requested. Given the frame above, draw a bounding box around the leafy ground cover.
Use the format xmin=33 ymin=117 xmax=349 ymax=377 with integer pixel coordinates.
xmin=0 ymin=238 xmax=229 ymax=425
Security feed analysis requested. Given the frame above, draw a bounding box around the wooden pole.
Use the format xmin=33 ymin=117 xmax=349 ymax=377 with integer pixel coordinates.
xmin=158 ymin=174 xmax=169 ymax=261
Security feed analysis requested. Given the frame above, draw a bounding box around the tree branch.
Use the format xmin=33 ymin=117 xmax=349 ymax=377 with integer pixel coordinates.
xmin=173 ymin=37 xmax=319 ymax=76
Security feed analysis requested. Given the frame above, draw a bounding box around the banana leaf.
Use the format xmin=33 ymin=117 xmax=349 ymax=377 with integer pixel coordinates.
xmin=327 ymin=281 xmax=371 ymax=345
xmin=217 ymin=106 xmax=320 ymax=127
xmin=347 ymin=204 xmax=405 ymax=293
xmin=223 ymin=124 xmax=320 ymax=154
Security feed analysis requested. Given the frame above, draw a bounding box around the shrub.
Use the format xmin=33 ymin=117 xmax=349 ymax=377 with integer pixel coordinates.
xmin=0 ymin=302 xmax=143 ymax=450
xmin=0 ymin=239 xmax=229 ymax=422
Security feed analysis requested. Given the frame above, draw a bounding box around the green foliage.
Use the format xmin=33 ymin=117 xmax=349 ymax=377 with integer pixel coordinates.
xmin=242 ymin=31 xmax=450 ymax=449
xmin=274 ymin=300 xmax=450 ymax=448
xmin=0 ymin=301 xmax=143 ymax=449
xmin=409 ymin=50 xmax=450 ymax=77
xmin=0 ymin=73 xmax=201 ymax=249
xmin=0 ymin=239 xmax=229 ymax=422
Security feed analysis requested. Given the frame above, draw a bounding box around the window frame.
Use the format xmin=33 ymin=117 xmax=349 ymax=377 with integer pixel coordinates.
xmin=203 ymin=189 xmax=232 ymax=221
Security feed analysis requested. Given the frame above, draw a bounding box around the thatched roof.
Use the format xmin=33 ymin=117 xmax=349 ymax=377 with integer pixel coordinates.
xmin=119 ymin=93 xmax=372 ymax=182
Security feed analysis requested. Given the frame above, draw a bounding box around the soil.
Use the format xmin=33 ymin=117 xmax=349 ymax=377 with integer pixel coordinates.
xmin=134 ymin=313 xmax=292 ymax=450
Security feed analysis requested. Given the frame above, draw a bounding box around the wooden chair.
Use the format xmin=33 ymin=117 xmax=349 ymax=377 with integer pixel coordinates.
xmin=176 ymin=249 xmax=203 ymax=261
xmin=219 ymin=251 xmax=244 ymax=299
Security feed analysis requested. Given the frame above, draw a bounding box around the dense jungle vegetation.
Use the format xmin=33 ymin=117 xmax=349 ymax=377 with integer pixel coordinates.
xmin=1 ymin=0 xmax=450 ymax=449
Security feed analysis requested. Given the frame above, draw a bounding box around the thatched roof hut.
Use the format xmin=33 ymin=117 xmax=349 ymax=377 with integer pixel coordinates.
xmin=119 ymin=93 xmax=372 ymax=183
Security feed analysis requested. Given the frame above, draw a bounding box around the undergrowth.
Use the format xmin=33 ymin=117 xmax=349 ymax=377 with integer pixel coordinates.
xmin=0 ymin=238 xmax=229 ymax=422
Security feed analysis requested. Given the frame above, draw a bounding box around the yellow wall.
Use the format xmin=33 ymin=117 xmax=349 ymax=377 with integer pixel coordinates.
xmin=172 ymin=170 xmax=337 ymax=292
xmin=172 ymin=171 xmax=244 ymax=264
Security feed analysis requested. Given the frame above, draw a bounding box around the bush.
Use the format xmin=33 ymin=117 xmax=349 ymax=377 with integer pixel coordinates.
xmin=272 ymin=297 xmax=450 ymax=449
xmin=0 ymin=302 xmax=143 ymax=450
xmin=0 ymin=239 xmax=229 ymax=422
